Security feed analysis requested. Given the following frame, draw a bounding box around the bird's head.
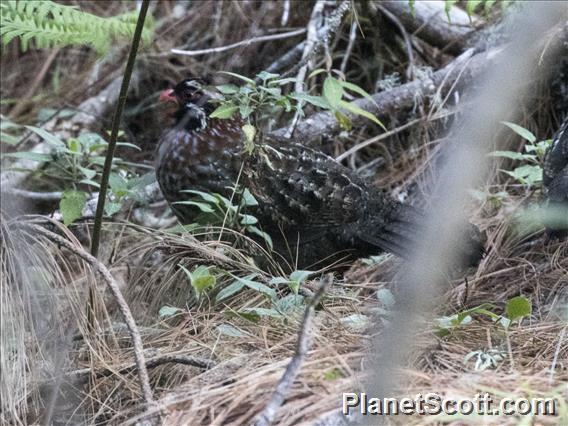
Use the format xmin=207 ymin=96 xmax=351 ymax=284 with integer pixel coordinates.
xmin=159 ymin=77 xmax=210 ymax=107
xmin=160 ymin=78 xmax=215 ymax=130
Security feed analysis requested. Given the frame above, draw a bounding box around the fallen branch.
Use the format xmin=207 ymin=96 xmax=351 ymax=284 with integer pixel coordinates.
xmin=254 ymin=274 xmax=333 ymax=426
xmin=270 ymin=46 xmax=500 ymax=143
xmin=52 ymin=353 xmax=215 ymax=385
xmin=376 ymin=1 xmax=481 ymax=55
xmin=285 ymin=0 xmax=326 ymax=138
xmin=28 ymin=224 xmax=155 ymax=408
xmin=171 ymin=28 xmax=306 ymax=56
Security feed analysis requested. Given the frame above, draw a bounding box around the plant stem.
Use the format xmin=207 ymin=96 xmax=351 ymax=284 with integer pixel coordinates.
xmin=90 ymin=0 xmax=150 ymax=257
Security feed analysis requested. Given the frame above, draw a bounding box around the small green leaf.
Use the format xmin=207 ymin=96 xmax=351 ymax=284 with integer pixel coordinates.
xmin=216 ymin=84 xmax=239 ymax=94
xmin=338 ymin=80 xmax=379 ymax=108
xmin=338 ymin=100 xmax=386 ymax=130
xmin=308 ymin=68 xmax=327 ymax=79
xmin=172 ymin=200 xmax=215 ymax=213
xmin=230 ymin=274 xmax=276 ymax=300
xmin=242 ymin=124 xmax=256 ymax=144
xmin=217 ymin=71 xmax=256 ymax=85
xmin=240 ymin=214 xmax=258 ymax=225
xmin=180 ymin=189 xmax=220 ymax=204
xmin=60 ymin=190 xmax=87 ymax=225
xmin=216 ymin=323 xmax=248 ymax=337
xmin=181 ymin=265 xmax=216 ymax=297
xmin=505 ymin=296 xmax=531 ymax=322
xmin=159 ymin=305 xmax=183 ymax=319
xmin=489 ymin=150 xmax=535 ymax=161
xmin=289 ymin=270 xmax=313 ymax=284
xmin=269 ymin=277 xmax=290 ymax=285
xmin=241 ymin=188 xmax=258 ymax=206
xmin=274 ymin=294 xmax=305 ymax=314
xmin=25 ymin=125 xmax=66 ymax=148
xmin=256 ymin=71 xmax=279 ymax=81
xmin=247 ymin=226 xmax=273 ymax=249
xmin=210 ymin=103 xmax=238 ymax=119
xmin=323 ymin=76 xmax=344 ymax=109
xmin=291 ymin=93 xmax=331 ymax=109
xmin=502 ymin=121 xmax=536 ymax=143
xmin=340 ymin=314 xmax=369 ymax=332
xmin=240 ymin=307 xmax=282 ymax=318
xmin=216 ymin=273 xmax=258 ymax=302
xmin=1 ymin=151 xmax=52 ymax=162
xmin=104 ymin=201 xmax=122 ymax=216
xmin=239 ymin=104 xmax=253 ymax=119
xmin=271 ymin=77 xmax=297 ymax=86
xmin=334 ymin=110 xmax=352 ymax=131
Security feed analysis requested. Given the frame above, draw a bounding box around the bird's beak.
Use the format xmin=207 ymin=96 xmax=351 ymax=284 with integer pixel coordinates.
xmin=159 ymin=89 xmax=177 ymax=104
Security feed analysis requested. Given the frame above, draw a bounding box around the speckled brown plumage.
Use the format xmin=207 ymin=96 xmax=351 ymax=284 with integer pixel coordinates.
xmin=543 ymin=116 xmax=568 ymax=237
xmin=155 ymin=78 xmax=485 ymax=268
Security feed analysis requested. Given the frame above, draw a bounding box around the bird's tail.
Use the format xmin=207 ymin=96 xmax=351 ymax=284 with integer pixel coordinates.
xmin=358 ymin=204 xmax=485 ymax=267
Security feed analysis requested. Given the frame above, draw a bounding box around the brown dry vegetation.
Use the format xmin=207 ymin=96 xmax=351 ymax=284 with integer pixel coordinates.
xmin=1 ymin=1 xmax=567 ymax=425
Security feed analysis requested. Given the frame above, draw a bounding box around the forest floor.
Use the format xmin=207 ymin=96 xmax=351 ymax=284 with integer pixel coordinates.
xmin=1 ymin=1 xmax=566 ymax=425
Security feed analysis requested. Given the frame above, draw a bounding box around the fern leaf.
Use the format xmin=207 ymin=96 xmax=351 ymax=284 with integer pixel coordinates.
xmin=0 ymin=0 xmax=153 ymax=54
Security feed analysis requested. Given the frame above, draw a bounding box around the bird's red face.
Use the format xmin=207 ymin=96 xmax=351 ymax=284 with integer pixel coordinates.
xmin=159 ymin=78 xmax=207 ymax=107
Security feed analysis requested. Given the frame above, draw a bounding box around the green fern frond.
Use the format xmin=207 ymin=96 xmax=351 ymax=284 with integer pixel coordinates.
xmin=0 ymin=0 xmax=153 ymax=54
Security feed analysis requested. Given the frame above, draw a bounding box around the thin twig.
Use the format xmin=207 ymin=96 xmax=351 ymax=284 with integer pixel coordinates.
xmin=254 ymin=274 xmax=333 ymax=426
xmin=377 ymin=3 xmax=415 ymax=81
xmin=49 ymin=353 xmax=215 ymax=386
xmin=29 ymin=224 xmax=155 ymax=407
xmin=4 ymin=188 xmax=63 ymax=201
xmin=285 ymin=0 xmax=326 ymax=139
xmin=9 ymin=49 xmax=60 ymax=119
xmin=334 ymin=111 xmax=455 ymax=162
xmin=548 ymin=326 xmax=566 ymax=384
xmin=340 ymin=18 xmax=357 ymax=74
xmin=91 ymin=0 xmax=150 ymax=258
xmin=171 ymin=28 xmax=306 ymax=57
xmin=281 ymin=0 xmax=291 ymax=26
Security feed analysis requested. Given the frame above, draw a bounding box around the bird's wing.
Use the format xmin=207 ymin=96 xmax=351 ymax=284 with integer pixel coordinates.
xmin=543 ymin=116 xmax=568 ymax=189
xmin=244 ymin=142 xmax=373 ymax=229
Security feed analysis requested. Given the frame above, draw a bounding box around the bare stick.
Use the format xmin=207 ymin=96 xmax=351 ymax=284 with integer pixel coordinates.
xmin=377 ymin=1 xmax=480 ymax=55
xmin=49 ymin=353 xmax=215 ymax=386
xmin=4 ymin=188 xmax=63 ymax=201
xmin=377 ymin=3 xmax=415 ymax=81
xmin=269 ymin=46 xmax=485 ymax=143
xmin=285 ymin=0 xmax=326 ymax=139
xmin=91 ymin=0 xmax=150 ymax=257
xmin=9 ymin=49 xmax=60 ymax=119
xmin=335 ymin=110 xmax=454 ymax=162
xmin=281 ymin=0 xmax=291 ymax=27
xmin=171 ymin=28 xmax=306 ymax=57
xmin=29 ymin=224 xmax=155 ymax=407
xmin=340 ymin=19 xmax=357 ymax=74
xmin=254 ymin=274 xmax=333 ymax=426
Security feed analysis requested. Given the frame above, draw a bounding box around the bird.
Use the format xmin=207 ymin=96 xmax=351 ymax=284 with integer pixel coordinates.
xmin=542 ymin=116 xmax=568 ymax=238
xmin=155 ymin=78 xmax=485 ymax=269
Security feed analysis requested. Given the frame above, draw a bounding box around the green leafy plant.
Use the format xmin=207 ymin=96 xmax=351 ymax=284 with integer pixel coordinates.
xmin=2 ymin=127 xmax=145 ymax=224
xmin=295 ymin=69 xmax=386 ymax=132
xmin=464 ymin=348 xmax=506 ymax=371
xmin=180 ymin=265 xmax=217 ymax=299
xmin=0 ymin=0 xmax=153 ymax=53
xmin=436 ymin=296 xmax=532 ymax=336
xmin=490 ymin=121 xmax=552 ymax=187
xmin=173 ymin=188 xmax=273 ymax=249
xmin=269 ymin=270 xmax=315 ymax=295
xmin=209 ymin=70 xmax=385 ymax=153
